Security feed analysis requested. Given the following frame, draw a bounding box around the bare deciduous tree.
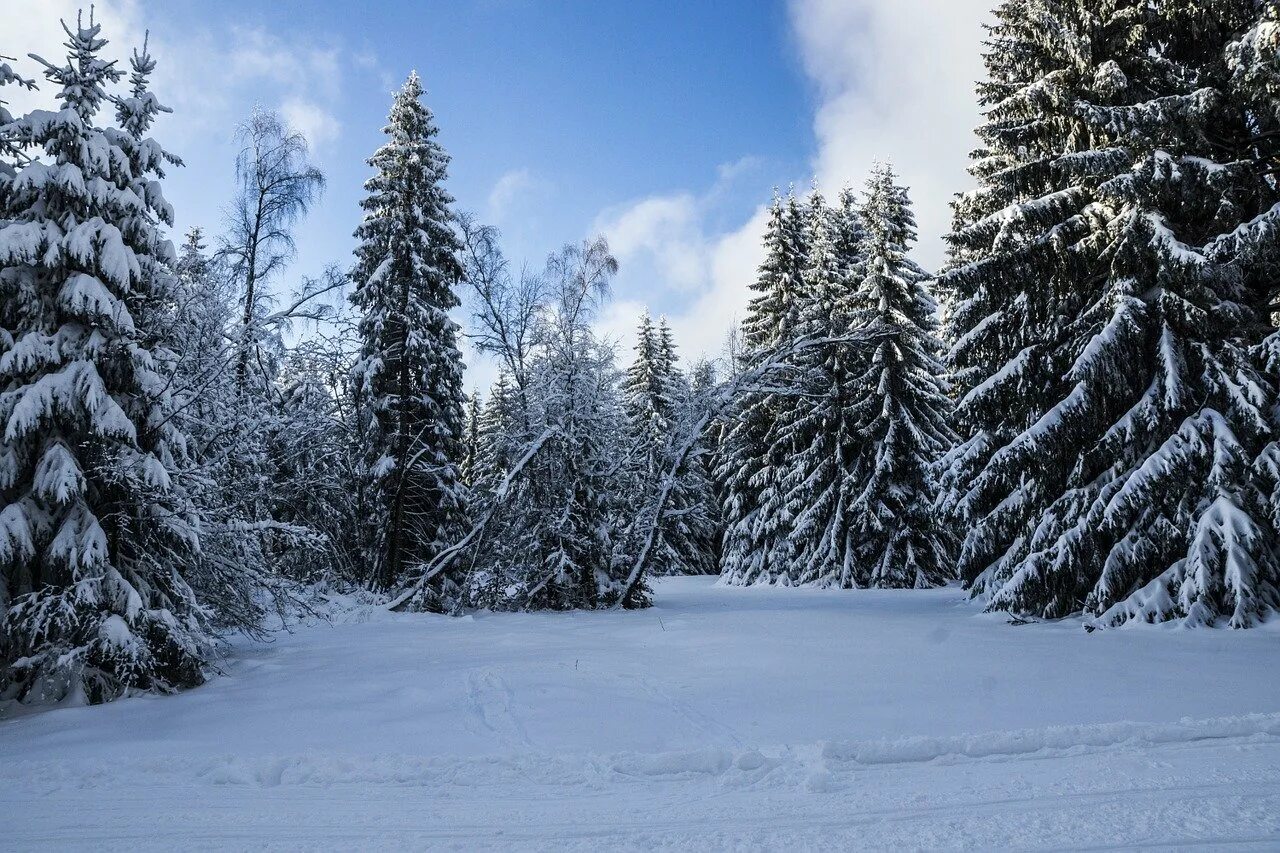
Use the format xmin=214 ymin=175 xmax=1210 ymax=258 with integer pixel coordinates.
xmin=222 ymin=110 xmax=325 ymax=389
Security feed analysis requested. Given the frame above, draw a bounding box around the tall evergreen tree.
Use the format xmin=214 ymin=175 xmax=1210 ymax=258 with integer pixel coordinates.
xmin=623 ymin=313 xmax=672 ymax=477
xmin=717 ymin=190 xmax=810 ymax=585
xmin=945 ymin=0 xmax=1280 ymax=626
xmin=475 ymin=372 xmax=519 ymax=493
xmin=686 ymin=355 xmax=725 ymax=571
xmin=0 ymin=18 xmax=208 ymax=702
xmin=461 ymin=389 xmax=483 ymax=488
xmin=846 ymin=164 xmax=955 ymax=588
xmin=757 ymin=188 xmax=863 ymax=586
xmin=940 ymin=0 xmax=1101 ymax=602
xmin=350 ymin=72 xmax=467 ymax=602
xmin=1227 ymin=3 xmax=1280 ymax=601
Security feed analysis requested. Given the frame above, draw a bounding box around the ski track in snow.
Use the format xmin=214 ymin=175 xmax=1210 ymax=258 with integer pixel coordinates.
xmin=2 ymin=577 xmax=1279 ymax=850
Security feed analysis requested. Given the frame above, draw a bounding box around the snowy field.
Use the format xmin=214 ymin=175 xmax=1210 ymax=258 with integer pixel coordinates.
xmin=2 ymin=576 xmax=1279 ymax=851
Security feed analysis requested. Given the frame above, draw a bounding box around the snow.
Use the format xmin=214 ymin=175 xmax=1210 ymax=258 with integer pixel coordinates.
xmin=2 ymin=576 xmax=1279 ymax=850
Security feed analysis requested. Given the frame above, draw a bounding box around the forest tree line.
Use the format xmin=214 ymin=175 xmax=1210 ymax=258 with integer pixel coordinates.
xmin=1 ymin=0 xmax=1279 ymax=705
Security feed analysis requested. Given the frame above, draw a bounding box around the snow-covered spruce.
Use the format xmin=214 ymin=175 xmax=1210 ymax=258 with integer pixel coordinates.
xmin=621 ymin=313 xmax=719 ymax=576
xmin=944 ymin=1 xmax=1280 ymax=627
xmin=845 ymin=165 xmax=955 ymax=588
xmin=0 ymin=19 xmax=210 ymax=703
xmin=717 ymin=175 xmax=952 ymax=590
xmin=940 ymin=0 xmax=1110 ymax=608
xmin=350 ymin=72 xmax=468 ymax=603
xmin=460 ymin=388 xmax=483 ymax=489
xmin=716 ymin=190 xmax=810 ymax=586
xmin=747 ymin=187 xmax=868 ymax=587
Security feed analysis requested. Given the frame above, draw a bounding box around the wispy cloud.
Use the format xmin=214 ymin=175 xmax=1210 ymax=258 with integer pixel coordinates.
xmin=281 ymin=97 xmax=342 ymax=150
xmin=487 ymin=168 xmax=548 ymax=224
xmin=791 ymin=0 xmax=992 ymax=270
xmin=596 ymin=193 xmax=705 ymax=293
xmin=591 ymin=162 xmax=769 ymax=364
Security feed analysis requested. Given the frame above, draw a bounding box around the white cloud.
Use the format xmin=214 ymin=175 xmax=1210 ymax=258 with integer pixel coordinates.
xmin=224 ymin=27 xmax=343 ymax=103
xmin=715 ymin=155 xmax=764 ymax=185
xmin=281 ymin=97 xmax=341 ymax=149
xmin=595 ymin=193 xmax=705 ymax=292
xmin=591 ymin=165 xmax=768 ymax=365
xmin=791 ymin=0 xmax=992 ymax=270
xmin=487 ymin=168 xmax=542 ymax=223
xmin=595 ymin=297 xmax=651 ymax=360
xmin=665 ymin=203 xmax=769 ymax=363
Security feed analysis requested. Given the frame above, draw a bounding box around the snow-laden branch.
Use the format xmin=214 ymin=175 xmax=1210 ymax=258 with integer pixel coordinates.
xmin=387 ymin=426 xmax=559 ymax=611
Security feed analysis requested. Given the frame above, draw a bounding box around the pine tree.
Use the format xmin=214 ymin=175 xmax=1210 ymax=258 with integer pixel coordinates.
xmin=0 ymin=18 xmax=208 ymax=702
xmin=847 ymin=164 xmax=955 ymax=588
xmin=741 ymin=189 xmax=811 ymax=351
xmin=475 ymin=372 xmax=519 ymax=492
xmin=945 ymin=1 xmax=1280 ymax=626
xmin=717 ymin=190 xmax=810 ymax=585
xmin=1227 ymin=1 xmax=1280 ymax=601
xmin=686 ymin=355 xmax=725 ymax=571
xmin=350 ymin=72 xmax=467 ymax=602
xmin=656 ymin=315 xmax=721 ymax=576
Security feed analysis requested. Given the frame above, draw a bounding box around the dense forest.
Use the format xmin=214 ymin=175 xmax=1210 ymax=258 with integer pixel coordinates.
xmin=2 ymin=0 xmax=1279 ymax=706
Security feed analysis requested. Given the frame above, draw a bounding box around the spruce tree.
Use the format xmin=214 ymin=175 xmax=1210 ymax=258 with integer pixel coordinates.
xmin=461 ymin=389 xmax=483 ymax=488
xmin=1228 ymin=2 xmax=1280 ymax=598
xmin=350 ymin=72 xmax=467 ymax=602
xmin=717 ymin=190 xmax=809 ymax=585
xmin=475 ymin=372 xmax=519 ymax=493
xmin=656 ymin=314 xmax=721 ymax=576
xmin=759 ymin=188 xmax=862 ymax=586
xmin=945 ymin=0 xmax=1280 ymax=626
xmin=622 ymin=313 xmax=672 ymax=480
xmin=0 ymin=18 xmax=208 ymax=702
xmin=686 ymin=355 xmax=725 ymax=572
xmin=847 ymin=164 xmax=955 ymax=588
xmin=940 ymin=0 xmax=1102 ymax=603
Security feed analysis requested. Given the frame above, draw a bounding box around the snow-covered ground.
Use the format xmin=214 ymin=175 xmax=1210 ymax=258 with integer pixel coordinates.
xmin=3 ymin=576 xmax=1279 ymax=850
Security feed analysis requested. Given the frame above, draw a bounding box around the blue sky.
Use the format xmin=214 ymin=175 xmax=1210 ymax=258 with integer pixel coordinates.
xmin=10 ymin=0 xmax=993 ymax=379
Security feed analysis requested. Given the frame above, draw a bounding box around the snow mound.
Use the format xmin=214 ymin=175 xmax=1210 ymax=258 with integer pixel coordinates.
xmin=8 ymin=712 xmax=1277 ymax=796
xmin=821 ymin=712 xmax=1280 ymax=766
